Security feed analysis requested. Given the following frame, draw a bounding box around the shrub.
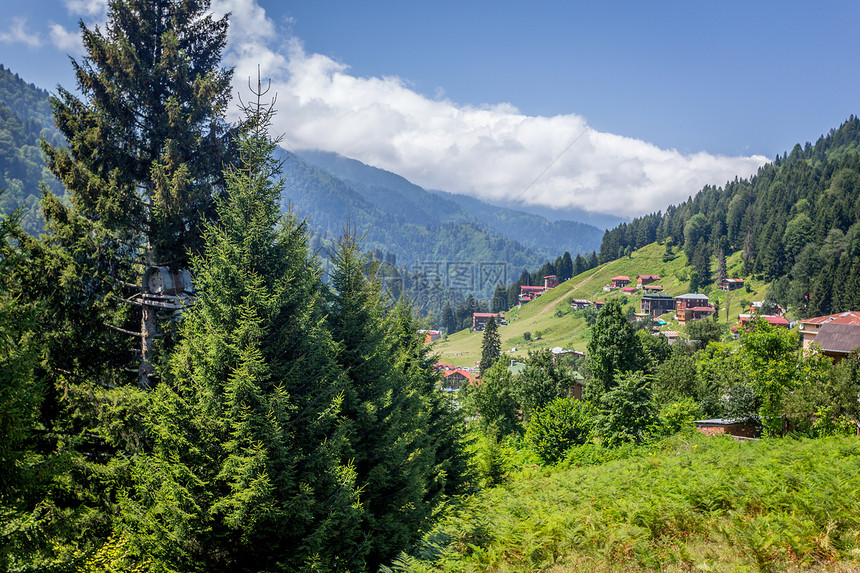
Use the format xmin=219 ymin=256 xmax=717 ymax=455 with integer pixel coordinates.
xmin=525 ymin=397 xmax=594 ymax=464
xmin=655 ymin=398 xmax=701 ymax=436
xmin=523 ymin=331 xmax=531 ymax=341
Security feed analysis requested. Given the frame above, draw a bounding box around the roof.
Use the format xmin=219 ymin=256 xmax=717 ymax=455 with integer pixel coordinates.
xmin=676 ymin=293 xmax=709 ymax=301
xmin=801 ymin=311 xmax=860 ymax=326
xmin=643 ymin=292 xmax=674 ymax=299
xmin=442 ymin=368 xmax=472 ymax=379
xmin=611 ymin=275 xmax=630 ymax=281
xmin=473 ymin=312 xmax=503 ymax=318
xmin=643 ymin=284 xmax=663 ymax=290
xmin=722 ymin=278 xmax=744 ymax=283
xmin=637 ymin=274 xmax=660 ymax=280
xmin=815 ymin=323 xmax=860 ymax=354
xmin=572 ymin=299 xmax=590 ymax=303
xmin=520 ymin=285 xmax=546 ymax=291
xmin=686 ymin=306 xmax=715 ymax=312
xmin=694 ymin=418 xmax=754 ymax=426
xmin=622 ymin=287 xmax=636 ymax=293
xmin=761 ymin=315 xmax=789 ymax=326
xmin=544 ymin=275 xmax=558 ymax=279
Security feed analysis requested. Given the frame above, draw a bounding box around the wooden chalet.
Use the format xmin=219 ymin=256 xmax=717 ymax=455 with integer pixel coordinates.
xmin=675 ymin=293 xmax=713 ymax=324
xmin=719 ymin=278 xmax=745 ymax=291
xmin=472 ymin=312 xmax=505 ymax=331
xmin=636 ymin=274 xmax=660 ymax=288
xmin=799 ymin=311 xmax=860 ymax=351
xmin=610 ymin=275 xmax=630 ymax=289
xmin=641 ymin=292 xmax=675 ymax=315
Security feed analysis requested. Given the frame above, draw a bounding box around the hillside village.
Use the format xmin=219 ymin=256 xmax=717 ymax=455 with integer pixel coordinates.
xmin=432 ymin=241 xmax=860 ymax=386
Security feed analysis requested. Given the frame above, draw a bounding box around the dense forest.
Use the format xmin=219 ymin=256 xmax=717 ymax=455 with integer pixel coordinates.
xmin=0 ymin=65 xmax=65 ymax=233
xmin=598 ymin=116 xmax=860 ymax=317
xmin=0 ymin=1 xmax=468 ymax=571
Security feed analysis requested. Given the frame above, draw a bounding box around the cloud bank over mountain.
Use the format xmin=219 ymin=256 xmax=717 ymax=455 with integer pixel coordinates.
xmin=25 ymin=0 xmax=770 ymax=219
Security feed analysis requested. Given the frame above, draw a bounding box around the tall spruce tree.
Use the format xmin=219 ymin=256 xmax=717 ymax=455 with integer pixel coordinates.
xmin=585 ymin=299 xmax=646 ymax=403
xmin=42 ymin=0 xmax=232 ymax=386
xmin=123 ymin=87 xmax=364 ymax=570
xmin=326 ymin=235 xmax=444 ymax=568
xmin=480 ymin=316 xmax=501 ymax=374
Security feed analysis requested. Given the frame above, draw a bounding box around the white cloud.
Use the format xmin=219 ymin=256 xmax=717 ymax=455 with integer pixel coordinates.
xmin=62 ymin=0 xmax=108 ymax=19
xmin=219 ymin=0 xmax=769 ymax=218
xmin=49 ymin=23 xmax=83 ymax=55
xmin=0 ymin=17 xmax=42 ymax=48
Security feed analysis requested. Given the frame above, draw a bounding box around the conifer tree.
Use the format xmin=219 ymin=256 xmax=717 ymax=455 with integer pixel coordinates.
xmin=480 ymin=316 xmax=501 ymax=374
xmin=585 ymin=299 xmax=645 ymax=403
xmin=326 ymin=235 xmax=452 ymax=568
xmin=42 ymin=0 xmax=232 ymax=386
xmin=123 ymin=86 xmax=364 ymax=571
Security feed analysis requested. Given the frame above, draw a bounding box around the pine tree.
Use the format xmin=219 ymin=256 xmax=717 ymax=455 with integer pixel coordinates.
xmin=480 ymin=316 xmax=501 ymax=374
xmin=585 ymin=299 xmax=645 ymax=403
xmin=326 ymin=234 xmax=440 ymax=568
xmin=42 ymin=0 xmax=232 ymax=386
xmin=122 ymin=86 xmax=364 ymax=571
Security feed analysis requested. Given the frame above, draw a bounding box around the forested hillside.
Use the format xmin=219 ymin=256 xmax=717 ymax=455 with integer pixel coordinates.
xmin=297 ymin=148 xmax=605 ymax=259
xmin=598 ymin=116 xmax=860 ymax=318
xmin=281 ymin=147 xmax=541 ymax=273
xmin=0 ymin=65 xmax=64 ymax=233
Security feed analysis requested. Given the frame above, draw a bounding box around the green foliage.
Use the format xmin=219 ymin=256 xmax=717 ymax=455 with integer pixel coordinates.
xmin=684 ymin=318 xmax=725 ymax=349
xmin=402 ymin=435 xmax=860 ymax=572
xmin=461 ymin=360 xmax=520 ymax=436
xmin=514 ymin=348 xmax=580 ymax=421
xmin=479 ymin=316 xmax=501 ymax=374
xmin=525 ymin=397 xmax=594 ymax=464
xmin=584 ymin=299 xmax=645 ymax=402
xmin=655 ymin=398 xmax=701 ymax=436
xmin=653 ymin=349 xmax=698 ymax=404
xmin=0 ymin=65 xmax=66 ymax=234
xmin=738 ymin=320 xmax=804 ymax=435
xmin=595 ymin=371 xmax=657 ymax=445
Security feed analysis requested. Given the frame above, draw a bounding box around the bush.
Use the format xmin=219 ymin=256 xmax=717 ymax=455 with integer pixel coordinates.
xmin=655 ymin=398 xmax=701 ymax=436
xmin=525 ymin=397 xmax=594 ymax=464
xmin=523 ymin=331 xmax=531 ymax=341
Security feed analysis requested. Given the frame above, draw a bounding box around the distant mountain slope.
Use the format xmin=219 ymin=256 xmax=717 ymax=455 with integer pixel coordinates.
xmin=0 ymin=64 xmax=65 ymax=233
xmin=295 ymin=149 xmax=604 ymax=259
xmin=598 ymin=116 xmax=860 ymax=319
xmin=278 ymin=148 xmax=543 ymax=280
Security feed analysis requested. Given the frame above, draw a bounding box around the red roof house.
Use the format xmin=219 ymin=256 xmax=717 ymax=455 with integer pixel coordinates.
xmin=610 ymin=276 xmax=630 ymax=289
xmin=636 ymin=274 xmax=660 ymax=288
xmin=800 ymin=311 xmax=860 ymax=351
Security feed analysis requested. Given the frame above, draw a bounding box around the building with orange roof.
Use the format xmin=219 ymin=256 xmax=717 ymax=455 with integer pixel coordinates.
xmin=799 ymin=311 xmax=860 ymax=351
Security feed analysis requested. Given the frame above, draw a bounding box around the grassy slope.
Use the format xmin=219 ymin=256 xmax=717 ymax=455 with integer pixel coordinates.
xmin=432 ymin=243 xmax=773 ymax=368
xmin=403 ymin=434 xmax=860 ymax=572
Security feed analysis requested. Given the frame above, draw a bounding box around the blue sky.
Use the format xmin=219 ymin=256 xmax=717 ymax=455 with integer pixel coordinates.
xmin=2 ymin=0 xmax=859 ymax=217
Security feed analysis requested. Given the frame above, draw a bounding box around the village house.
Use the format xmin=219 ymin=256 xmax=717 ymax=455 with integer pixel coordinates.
xmin=472 ymin=312 xmax=505 ymax=331
xmin=693 ymin=418 xmax=759 ymax=439
xmin=799 ymin=311 xmax=860 ymax=352
xmin=417 ymin=329 xmax=442 ymax=343
xmin=675 ymin=293 xmax=714 ymax=324
xmin=440 ymin=368 xmax=472 ymax=391
xmin=621 ymin=286 xmax=636 ymax=295
xmin=610 ymin=275 xmax=630 ymax=289
xmin=719 ymin=278 xmax=745 ymax=291
xmin=812 ymin=323 xmax=860 ymax=362
xmin=642 ymin=284 xmax=663 ymax=292
xmin=519 ymin=275 xmax=560 ymax=304
xmin=641 ymin=292 xmax=676 ymax=315
xmin=636 ymin=274 xmax=660 ymax=288
xmin=737 ymin=314 xmax=790 ymax=329
xmin=570 ymin=299 xmax=591 ymax=310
